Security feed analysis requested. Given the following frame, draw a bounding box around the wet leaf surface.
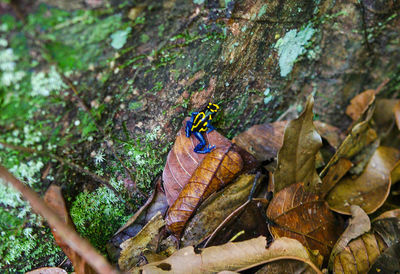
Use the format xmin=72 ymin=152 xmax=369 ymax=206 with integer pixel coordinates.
xmin=181 ymin=174 xmax=263 ymax=246
xmin=328 ymin=205 xmax=371 ymax=268
xmin=163 ymin=120 xmax=232 ymax=205
xmin=138 ymin=237 xmax=322 ymax=274
xmin=326 ymin=146 xmax=400 ymax=214
xmin=119 ymin=212 xmax=165 ymax=272
xmin=44 ymin=185 xmax=96 ymax=274
xmin=274 ymin=96 xmax=322 ymax=193
xmin=166 ymin=145 xmax=243 ymax=238
xmin=266 ymin=182 xmax=343 ymax=260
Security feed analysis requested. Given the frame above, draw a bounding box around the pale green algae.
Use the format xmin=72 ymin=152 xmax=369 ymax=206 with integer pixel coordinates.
xmin=275 ymin=23 xmax=315 ymax=77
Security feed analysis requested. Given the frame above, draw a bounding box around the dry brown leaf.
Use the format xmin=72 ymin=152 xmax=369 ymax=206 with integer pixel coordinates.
xmin=266 ymin=182 xmax=343 ymax=260
xmin=26 ymin=267 xmax=67 ymax=274
xmin=368 ymin=242 xmax=400 ymax=273
xmin=44 ymin=185 xmax=96 ymax=274
xmin=346 ymin=89 xmax=376 ymax=121
xmin=107 ymin=179 xmax=168 ymax=261
xmin=162 ymin=120 xmax=232 ymax=205
xmin=331 ymin=217 xmax=400 ymax=273
xmin=138 ymin=237 xmax=322 ymax=273
xmin=119 ymin=212 xmax=165 ymax=272
xmin=253 ymin=259 xmax=321 ymax=274
xmin=332 ymin=231 xmax=387 ymax=273
xmin=392 ymin=159 xmax=400 ymax=185
xmin=320 ymin=120 xmax=377 ymax=178
xmin=232 ymin=121 xmax=287 ymax=161
xmin=373 ymin=99 xmax=399 ymax=130
xmin=328 ymin=205 xmax=370 ymax=268
xmin=326 ymin=146 xmax=400 ymax=215
xmin=232 ymin=120 xmax=342 ymax=163
xmin=181 ymin=174 xmax=264 ymax=247
xmin=374 ymin=209 xmax=400 ymax=222
xmin=166 ymin=145 xmax=243 ymax=238
xmin=274 ymin=96 xmax=322 ymax=193
xmin=321 ymin=158 xmax=353 ymax=198
xmin=395 ymin=100 xmax=400 ymax=130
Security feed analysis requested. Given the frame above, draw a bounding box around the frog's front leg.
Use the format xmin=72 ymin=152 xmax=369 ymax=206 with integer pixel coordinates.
xmin=193 ymin=132 xmax=215 ymax=154
xmin=206 ymin=123 xmax=215 ymax=133
xmin=185 ymin=121 xmax=193 ymax=137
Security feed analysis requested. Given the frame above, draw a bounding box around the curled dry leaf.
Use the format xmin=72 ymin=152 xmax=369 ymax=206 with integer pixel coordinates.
xmin=331 ymin=217 xmax=400 ymax=273
xmin=181 ymin=174 xmax=263 ymax=247
xmin=44 ymin=185 xmax=96 ymax=274
xmin=163 ymin=120 xmax=232 ymax=205
xmin=368 ymin=242 xmax=400 ymax=274
xmin=320 ymin=120 xmax=377 ymax=178
xmin=346 ymin=89 xmax=376 ymax=122
xmin=328 ymin=205 xmax=371 ymax=268
xmin=166 ymin=145 xmax=243 ymax=238
xmin=107 ymin=179 xmax=168 ymax=261
xmin=119 ymin=212 xmax=165 ymax=272
xmin=266 ymin=182 xmax=343 ymax=260
xmin=374 ymin=209 xmax=400 ymax=222
xmin=138 ymin=237 xmax=322 ymax=274
xmin=26 ymin=267 xmax=67 ymax=274
xmin=392 ymin=159 xmax=400 ymax=185
xmin=326 ymin=146 xmax=400 ymax=215
xmin=314 ymin=121 xmax=344 ymax=149
xmin=373 ymin=99 xmax=399 ymax=130
xmin=274 ymin=95 xmax=322 ymax=193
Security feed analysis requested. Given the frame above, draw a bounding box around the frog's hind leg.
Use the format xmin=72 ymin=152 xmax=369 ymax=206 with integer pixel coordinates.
xmin=193 ymin=132 xmax=215 ymax=154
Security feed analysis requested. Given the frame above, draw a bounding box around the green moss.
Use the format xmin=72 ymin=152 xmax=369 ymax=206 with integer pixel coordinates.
xmin=274 ymin=23 xmax=315 ymax=77
xmin=70 ymin=186 xmax=130 ymax=253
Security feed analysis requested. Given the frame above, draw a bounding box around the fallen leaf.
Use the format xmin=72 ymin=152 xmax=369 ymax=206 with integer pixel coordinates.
xmin=326 ymin=146 xmax=400 ymax=215
xmin=181 ymin=174 xmax=264 ymax=247
xmin=346 ymin=89 xmax=376 ymax=121
xmin=162 ymin=120 xmax=232 ymax=205
xmin=374 ymin=209 xmax=400 ymax=222
xmin=321 ymin=158 xmax=353 ymax=197
xmin=328 ymin=205 xmax=371 ymax=268
xmin=26 ymin=267 xmax=67 ymax=274
xmin=266 ymin=182 xmax=343 ymax=260
xmin=232 ymin=121 xmax=287 ymax=161
xmin=314 ymin=121 xmax=344 ymax=149
xmin=331 ymin=217 xmax=400 ymax=273
xmin=232 ymin=120 xmax=342 ymax=163
xmin=253 ymin=259 xmax=321 ymax=274
xmin=166 ymin=145 xmax=243 ymax=238
xmin=368 ymin=242 xmax=400 ymax=274
xmin=395 ymin=100 xmax=400 ymax=130
xmin=373 ymin=99 xmax=399 ymax=130
xmin=138 ymin=237 xmax=322 ymax=273
xmin=107 ymin=178 xmax=168 ymax=261
xmin=392 ymin=159 xmax=400 ymax=185
xmin=274 ymin=96 xmax=322 ymax=193
xmin=44 ymin=185 xmax=96 ymax=274
xmin=332 ymin=231 xmax=387 ymax=273
xmin=119 ymin=212 xmax=165 ymax=271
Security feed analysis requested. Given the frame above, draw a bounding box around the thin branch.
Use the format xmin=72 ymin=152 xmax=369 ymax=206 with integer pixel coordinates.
xmin=0 ymin=165 xmax=119 ymax=274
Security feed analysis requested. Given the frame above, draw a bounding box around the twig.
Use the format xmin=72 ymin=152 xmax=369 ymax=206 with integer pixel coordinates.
xmin=0 ymin=165 xmax=119 ymax=274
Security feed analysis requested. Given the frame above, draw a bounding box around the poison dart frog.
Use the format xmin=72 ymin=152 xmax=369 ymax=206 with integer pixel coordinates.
xmin=186 ymin=103 xmax=220 ymax=154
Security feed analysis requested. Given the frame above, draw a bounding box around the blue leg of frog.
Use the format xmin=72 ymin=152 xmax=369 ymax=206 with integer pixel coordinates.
xmin=193 ymin=132 xmax=215 ymax=154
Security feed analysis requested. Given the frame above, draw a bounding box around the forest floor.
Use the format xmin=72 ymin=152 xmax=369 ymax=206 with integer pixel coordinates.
xmin=0 ymin=0 xmax=400 ymax=272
